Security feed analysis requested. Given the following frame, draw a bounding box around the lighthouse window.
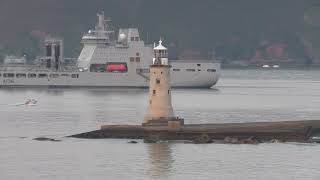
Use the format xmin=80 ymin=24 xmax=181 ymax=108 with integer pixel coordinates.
xmin=3 ymin=73 xmax=14 ymax=78
xmin=28 ymin=74 xmax=36 ymax=78
xmin=207 ymin=69 xmax=216 ymax=72
xmin=197 ymin=64 xmax=201 ymax=66
xmin=156 ymin=79 xmax=160 ymax=84
xmin=135 ymin=37 xmax=139 ymax=41
xmin=38 ymin=74 xmax=48 ymax=78
xmin=136 ymin=52 xmax=140 ymax=56
xmin=131 ymin=37 xmax=135 ymax=41
xmin=130 ymin=57 xmax=135 ymax=62
xmin=16 ymin=74 xmax=26 ymax=78
xmin=173 ymin=69 xmax=180 ymax=71
xmin=135 ymin=57 xmax=140 ymax=62
xmin=153 ymin=90 xmax=156 ymax=95
xmin=186 ymin=69 xmax=196 ymax=72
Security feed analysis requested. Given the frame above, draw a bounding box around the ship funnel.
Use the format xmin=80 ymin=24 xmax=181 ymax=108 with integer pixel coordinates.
xmin=44 ymin=38 xmax=64 ymax=71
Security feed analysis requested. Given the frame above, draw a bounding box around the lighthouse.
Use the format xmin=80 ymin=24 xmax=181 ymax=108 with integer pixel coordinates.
xmin=144 ymin=39 xmax=183 ymax=127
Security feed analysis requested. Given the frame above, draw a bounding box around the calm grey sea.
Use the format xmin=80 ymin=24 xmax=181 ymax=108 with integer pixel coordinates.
xmin=1 ymin=69 xmax=320 ymax=180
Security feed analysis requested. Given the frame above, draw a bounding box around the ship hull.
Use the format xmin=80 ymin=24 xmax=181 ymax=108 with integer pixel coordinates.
xmin=0 ymin=63 xmax=220 ymax=88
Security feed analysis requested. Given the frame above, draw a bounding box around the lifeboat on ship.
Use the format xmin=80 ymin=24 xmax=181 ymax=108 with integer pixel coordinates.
xmin=105 ymin=63 xmax=127 ymax=72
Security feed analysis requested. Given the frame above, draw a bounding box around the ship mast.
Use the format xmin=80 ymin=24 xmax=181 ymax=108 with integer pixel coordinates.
xmin=92 ymin=11 xmax=114 ymax=41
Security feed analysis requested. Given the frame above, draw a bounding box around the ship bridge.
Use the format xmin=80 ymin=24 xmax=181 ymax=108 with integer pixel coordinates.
xmin=81 ymin=12 xmax=114 ymax=45
xmin=77 ymin=12 xmax=151 ymax=69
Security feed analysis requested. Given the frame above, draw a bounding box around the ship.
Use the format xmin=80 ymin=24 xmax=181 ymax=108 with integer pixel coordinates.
xmin=0 ymin=12 xmax=220 ymax=88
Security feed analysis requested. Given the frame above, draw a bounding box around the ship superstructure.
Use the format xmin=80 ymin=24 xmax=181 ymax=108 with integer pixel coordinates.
xmin=0 ymin=12 xmax=220 ymax=88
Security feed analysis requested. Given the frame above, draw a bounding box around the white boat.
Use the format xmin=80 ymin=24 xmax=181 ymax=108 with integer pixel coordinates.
xmin=0 ymin=12 xmax=220 ymax=88
xmin=13 ymin=99 xmax=38 ymax=106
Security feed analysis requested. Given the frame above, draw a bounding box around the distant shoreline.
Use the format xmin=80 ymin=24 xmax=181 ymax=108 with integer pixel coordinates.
xmin=221 ymin=64 xmax=320 ymax=69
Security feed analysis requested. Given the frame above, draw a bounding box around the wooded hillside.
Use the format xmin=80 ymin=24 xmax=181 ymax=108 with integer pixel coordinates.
xmin=0 ymin=0 xmax=319 ymax=64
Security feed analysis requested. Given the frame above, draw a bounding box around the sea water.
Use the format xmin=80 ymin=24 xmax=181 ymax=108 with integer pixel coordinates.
xmin=0 ymin=68 xmax=320 ymax=180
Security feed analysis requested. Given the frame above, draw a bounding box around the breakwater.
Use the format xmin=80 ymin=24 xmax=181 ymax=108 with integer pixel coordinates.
xmin=70 ymin=120 xmax=320 ymax=144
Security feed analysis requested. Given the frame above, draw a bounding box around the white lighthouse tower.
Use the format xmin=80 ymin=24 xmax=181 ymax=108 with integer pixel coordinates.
xmin=144 ymin=39 xmax=183 ymax=127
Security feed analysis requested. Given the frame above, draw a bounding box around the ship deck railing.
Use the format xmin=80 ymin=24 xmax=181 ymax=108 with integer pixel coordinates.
xmin=170 ymin=59 xmax=220 ymax=63
xmin=0 ymin=65 xmax=80 ymax=72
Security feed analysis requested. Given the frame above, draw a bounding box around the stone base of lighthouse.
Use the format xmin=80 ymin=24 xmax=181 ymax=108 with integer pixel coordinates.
xmin=142 ymin=117 xmax=184 ymax=128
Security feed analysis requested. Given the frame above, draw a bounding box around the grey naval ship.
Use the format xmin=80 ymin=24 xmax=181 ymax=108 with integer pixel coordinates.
xmin=0 ymin=12 xmax=220 ymax=88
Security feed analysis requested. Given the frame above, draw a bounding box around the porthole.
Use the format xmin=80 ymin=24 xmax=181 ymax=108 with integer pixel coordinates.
xmin=207 ymin=69 xmax=216 ymax=72
xmin=71 ymin=74 xmax=79 ymax=78
xmin=16 ymin=73 xmax=26 ymax=78
xmin=38 ymin=74 xmax=48 ymax=78
xmin=3 ymin=73 xmax=14 ymax=78
xmin=28 ymin=74 xmax=36 ymax=78
xmin=49 ymin=74 xmax=59 ymax=78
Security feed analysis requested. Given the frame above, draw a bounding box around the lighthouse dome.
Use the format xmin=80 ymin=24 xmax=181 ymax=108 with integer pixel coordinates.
xmin=154 ymin=39 xmax=167 ymax=50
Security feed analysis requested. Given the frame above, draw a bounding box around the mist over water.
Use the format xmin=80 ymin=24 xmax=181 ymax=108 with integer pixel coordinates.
xmin=1 ymin=69 xmax=320 ymax=180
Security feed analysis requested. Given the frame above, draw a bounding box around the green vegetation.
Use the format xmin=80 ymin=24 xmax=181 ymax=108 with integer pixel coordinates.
xmin=0 ymin=0 xmax=319 ymax=64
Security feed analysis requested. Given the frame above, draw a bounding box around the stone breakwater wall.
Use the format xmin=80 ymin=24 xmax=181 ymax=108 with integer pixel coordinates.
xmin=69 ymin=120 xmax=320 ymax=144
